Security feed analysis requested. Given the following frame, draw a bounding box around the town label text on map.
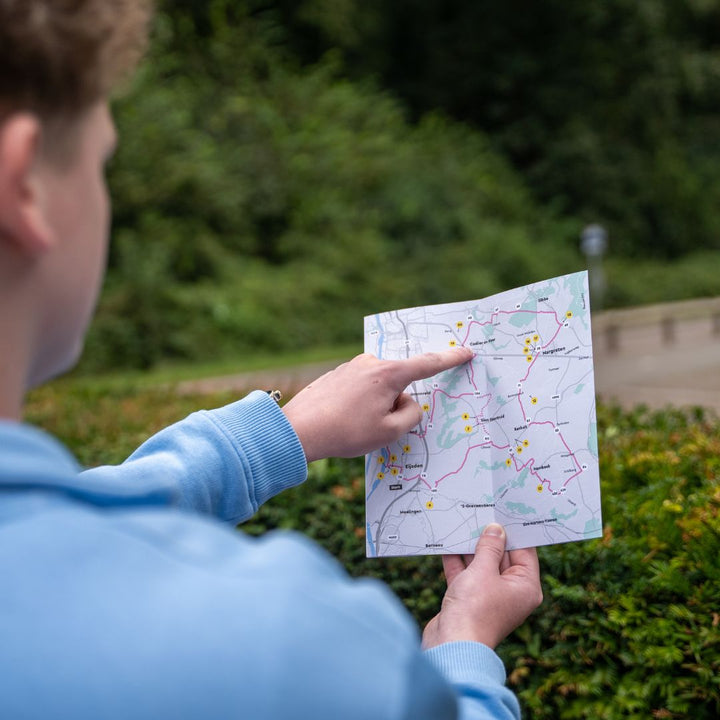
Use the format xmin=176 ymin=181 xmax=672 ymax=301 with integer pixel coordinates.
xmin=364 ymin=271 xmax=602 ymax=557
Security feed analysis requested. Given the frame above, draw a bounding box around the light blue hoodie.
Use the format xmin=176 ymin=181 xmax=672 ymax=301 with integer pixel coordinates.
xmin=0 ymin=391 xmax=520 ymax=719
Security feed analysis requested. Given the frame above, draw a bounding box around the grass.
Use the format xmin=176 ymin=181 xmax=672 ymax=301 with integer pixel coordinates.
xmin=63 ymin=343 xmax=358 ymax=392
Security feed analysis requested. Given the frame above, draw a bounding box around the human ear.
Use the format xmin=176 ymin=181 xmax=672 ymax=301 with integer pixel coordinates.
xmin=0 ymin=114 xmax=55 ymax=255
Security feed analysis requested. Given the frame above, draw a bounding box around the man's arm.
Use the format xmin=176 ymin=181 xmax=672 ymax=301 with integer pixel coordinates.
xmin=420 ymin=642 xmax=522 ymax=720
xmin=82 ymin=348 xmax=474 ymax=522
xmin=81 ymin=390 xmax=307 ymax=522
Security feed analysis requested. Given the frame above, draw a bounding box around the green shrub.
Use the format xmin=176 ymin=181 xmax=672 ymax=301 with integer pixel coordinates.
xmin=503 ymin=404 xmax=720 ymax=718
xmin=238 ymin=402 xmax=720 ymax=717
xmin=603 ymin=251 xmax=720 ymax=309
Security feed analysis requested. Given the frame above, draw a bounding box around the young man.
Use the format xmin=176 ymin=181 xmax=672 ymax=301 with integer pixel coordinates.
xmin=0 ymin=2 xmax=543 ymax=718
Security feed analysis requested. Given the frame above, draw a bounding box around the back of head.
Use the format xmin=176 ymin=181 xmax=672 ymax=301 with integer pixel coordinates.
xmin=0 ymin=0 xmax=153 ymax=405
xmin=0 ymin=0 xmax=152 ymax=121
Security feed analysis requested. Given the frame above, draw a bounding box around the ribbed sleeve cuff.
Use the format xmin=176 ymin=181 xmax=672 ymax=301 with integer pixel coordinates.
xmin=207 ymin=390 xmax=308 ymax=508
xmin=423 ymin=641 xmax=507 ymax=686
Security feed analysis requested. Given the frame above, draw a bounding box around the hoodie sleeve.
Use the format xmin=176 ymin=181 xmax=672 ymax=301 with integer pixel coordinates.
xmin=80 ymin=391 xmax=308 ymax=523
xmin=422 ymin=642 xmax=521 ymax=720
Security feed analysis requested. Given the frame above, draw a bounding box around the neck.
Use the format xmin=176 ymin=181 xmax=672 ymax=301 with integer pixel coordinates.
xmin=0 ymin=383 xmax=24 ymax=422
xmin=0 ymin=260 xmax=37 ymax=421
xmin=0 ymin=344 xmax=28 ymax=421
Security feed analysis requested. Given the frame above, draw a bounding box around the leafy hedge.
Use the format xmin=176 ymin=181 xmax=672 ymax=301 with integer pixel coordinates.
xmin=26 ymin=382 xmax=720 ymax=717
xmin=505 ymin=404 xmax=720 ymax=718
xmin=243 ymin=402 xmax=720 ymax=718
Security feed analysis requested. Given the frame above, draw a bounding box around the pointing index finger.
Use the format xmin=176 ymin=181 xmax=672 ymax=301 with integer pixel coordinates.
xmin=391 ymin=347 xmax=474 ymax=388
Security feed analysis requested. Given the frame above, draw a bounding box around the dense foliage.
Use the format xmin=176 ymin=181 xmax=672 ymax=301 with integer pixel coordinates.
xmin=83 ymin=0 xmax=720 ymax=372
xmin=26 ymin=380 xmax=720 ymax=718
xmin=268 ymin=0 xmax=720 ymax=259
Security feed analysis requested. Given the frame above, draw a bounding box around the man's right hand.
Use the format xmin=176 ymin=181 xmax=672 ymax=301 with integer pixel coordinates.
xmin=281 ymin=347 xmax=473 ymax=464
xmin=421 ymin=523 xmax=543 ymax=650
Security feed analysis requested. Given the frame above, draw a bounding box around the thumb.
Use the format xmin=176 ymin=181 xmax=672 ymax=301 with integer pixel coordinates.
xmin=468 ymin=523 xmax=507 ymax=576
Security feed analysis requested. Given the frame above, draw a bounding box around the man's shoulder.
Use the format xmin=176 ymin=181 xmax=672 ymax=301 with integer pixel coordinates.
xmin=0 ymin=499 xmax=425 ymax=720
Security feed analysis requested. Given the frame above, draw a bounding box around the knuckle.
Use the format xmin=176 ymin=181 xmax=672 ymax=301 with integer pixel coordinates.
xmin=374 ymin=363 xmax=396 ymax=384
xmin=346 ymin=353 xmax=374 ymax=371
xmin=478 ymin=537 xmax=504 ymax=558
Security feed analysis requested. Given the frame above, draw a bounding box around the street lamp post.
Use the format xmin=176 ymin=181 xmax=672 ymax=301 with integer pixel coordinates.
xmin=580 ymin=224 xmax=608 ymax=311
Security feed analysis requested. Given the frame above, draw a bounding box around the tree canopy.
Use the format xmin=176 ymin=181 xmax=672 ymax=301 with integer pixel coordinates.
xmin=263 ymin=0 xmax=720 ymax=258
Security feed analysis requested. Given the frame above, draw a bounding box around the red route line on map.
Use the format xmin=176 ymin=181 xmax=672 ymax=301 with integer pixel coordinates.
xmin=459 ymin=309 xmax=562 ymax=347
xmin=373 ymin=305 xmax=584 ymax=495
xmin=438 ymin=306 xmax=581 ymax=493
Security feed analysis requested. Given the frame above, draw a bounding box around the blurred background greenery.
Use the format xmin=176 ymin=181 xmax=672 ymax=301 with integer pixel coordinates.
xmin=83 ymin=0 xmax=720 ymax=372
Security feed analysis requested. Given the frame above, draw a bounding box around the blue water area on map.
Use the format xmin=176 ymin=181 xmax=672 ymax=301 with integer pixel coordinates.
xmin=505 ymin=501 xmax=537 ymax=515
xmin=366 ymin=478 xmax=381 ymax=502
xmin=564 ymin=272 xmax=590 ymax=326
xmin=510 ymin=467 xmax=529 ymax=489
xmin=366 ymin=523 xmax=376 ymax=556
xmin=365 ymin=453 xmax=384 ymax=501
xmin=529 ymin=281 xmax=555 ymax=301
xmin=588 ymin=422 xmax=599 ymax=457
xmin=550 ymin=507 xmax=578 ymax=521
xmin=372 ymin=314 xmax=385 ymax=357
xmin=584 ymin=517 xmax=602 ymax=535
xmin=508 ymin=310 xmax=536 ymax=328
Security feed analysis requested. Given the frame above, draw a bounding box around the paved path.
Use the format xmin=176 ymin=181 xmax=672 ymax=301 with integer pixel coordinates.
xmin=178 ymin=300 xmax=720 ymax=415
xmin=176 ymin=360 xmax=343 ymax=398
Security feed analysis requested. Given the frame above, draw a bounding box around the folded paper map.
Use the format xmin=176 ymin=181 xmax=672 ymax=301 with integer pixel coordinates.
xmin=364 ymin=271 xmax=602 ymax=556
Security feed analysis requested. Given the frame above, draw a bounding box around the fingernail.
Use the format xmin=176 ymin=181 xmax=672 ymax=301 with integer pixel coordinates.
xmin=483 ymin=523 xmax=504 ymax=537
